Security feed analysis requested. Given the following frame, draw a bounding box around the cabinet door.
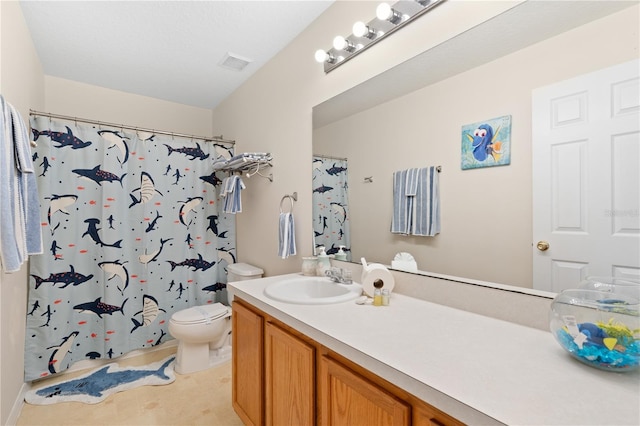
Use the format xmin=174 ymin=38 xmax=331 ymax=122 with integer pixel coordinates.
xmin=265 ymin=321 xmax=315 ymax=426
xmin=232 ymin=301 xmax=264 ymax=426
xmin=319 ymin=356 xmax=410 ymax=426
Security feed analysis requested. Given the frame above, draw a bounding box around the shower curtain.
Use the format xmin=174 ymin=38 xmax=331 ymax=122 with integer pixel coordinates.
xmin=24 ymin=117 xmax=235 ymax=381
xmin=312 ymin=156 xmax=350 ymax=260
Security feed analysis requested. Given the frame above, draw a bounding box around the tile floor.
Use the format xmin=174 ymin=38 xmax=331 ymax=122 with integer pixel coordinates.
xmin=17 ymin=347 xmax=243 ymax=425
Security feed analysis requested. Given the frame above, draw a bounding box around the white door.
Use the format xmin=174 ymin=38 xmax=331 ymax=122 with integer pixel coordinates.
xmin=532 ymin=60 xmax=640 ymax=292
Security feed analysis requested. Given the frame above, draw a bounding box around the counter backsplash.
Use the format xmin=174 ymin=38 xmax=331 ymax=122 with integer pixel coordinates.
xmin=333 ymin=260 xmax=553 ymax=331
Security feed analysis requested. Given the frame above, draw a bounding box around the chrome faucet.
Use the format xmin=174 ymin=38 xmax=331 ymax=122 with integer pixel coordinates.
xmin=325 ymin=267 xmax=352 ymax=284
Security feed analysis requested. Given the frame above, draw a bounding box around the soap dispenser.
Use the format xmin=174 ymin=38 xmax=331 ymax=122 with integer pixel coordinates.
xmin=334 ymin=245 xmax=347 ymax=261
xmin=316 ymin=246 xmax=331 ymax=276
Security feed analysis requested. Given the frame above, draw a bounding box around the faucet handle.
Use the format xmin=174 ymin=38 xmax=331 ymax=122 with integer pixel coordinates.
xmin=325 ymin=267 xmax=352 ymax=284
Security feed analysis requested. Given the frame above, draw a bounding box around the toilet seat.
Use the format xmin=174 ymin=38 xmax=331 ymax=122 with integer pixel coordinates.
xmin=170 ymin=303 xmax=229 ymax=325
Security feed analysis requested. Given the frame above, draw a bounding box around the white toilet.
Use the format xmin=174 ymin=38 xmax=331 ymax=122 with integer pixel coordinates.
xmin=169 ymin=262 xmax=263 ymax=374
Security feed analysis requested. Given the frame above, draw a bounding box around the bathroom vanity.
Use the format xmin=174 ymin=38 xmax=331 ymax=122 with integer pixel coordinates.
xmin=228 ymin=274 xmax=640 ymax=425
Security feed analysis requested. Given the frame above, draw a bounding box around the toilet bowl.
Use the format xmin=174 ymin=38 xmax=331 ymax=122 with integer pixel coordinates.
xmin=169 ymin=303 xmax=232 ymax=374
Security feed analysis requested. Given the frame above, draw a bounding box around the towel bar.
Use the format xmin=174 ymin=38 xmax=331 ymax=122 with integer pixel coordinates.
xmin=280 ymin=192 xmax=297 ymax=213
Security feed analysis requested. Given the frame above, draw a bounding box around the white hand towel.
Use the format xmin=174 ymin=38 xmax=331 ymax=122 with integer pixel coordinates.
xmin=278 ymin=212 xmax=296 ymax=259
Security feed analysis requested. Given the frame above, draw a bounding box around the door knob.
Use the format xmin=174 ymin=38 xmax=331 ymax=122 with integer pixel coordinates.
xmin=537 ymin=241 xmax=550 ymax=251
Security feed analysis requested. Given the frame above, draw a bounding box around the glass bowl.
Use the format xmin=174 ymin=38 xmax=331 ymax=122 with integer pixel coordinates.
xmin=549 ymin=289 xmax=640 ymax=372
xmin=578 ymin=276 xmax=640 ymax=300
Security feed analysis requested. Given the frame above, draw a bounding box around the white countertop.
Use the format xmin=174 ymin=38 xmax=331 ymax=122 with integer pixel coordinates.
xmin=228 ymin=274 xmax=640 ymax=425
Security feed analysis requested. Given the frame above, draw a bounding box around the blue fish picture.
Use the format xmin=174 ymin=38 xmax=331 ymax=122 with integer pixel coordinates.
xmin=461 ymin=115 xmax=511 ymax=170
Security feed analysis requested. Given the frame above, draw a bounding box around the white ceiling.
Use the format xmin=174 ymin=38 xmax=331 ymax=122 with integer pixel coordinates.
xmin=19 ymin=0 xmax=334 ymax=110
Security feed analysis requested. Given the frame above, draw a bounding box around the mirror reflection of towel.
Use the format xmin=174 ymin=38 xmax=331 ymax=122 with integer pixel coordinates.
xmin=391 ymin=169 xmax=408 ymax=234
xmin=391 ymin=166 xmax=440 ymax=237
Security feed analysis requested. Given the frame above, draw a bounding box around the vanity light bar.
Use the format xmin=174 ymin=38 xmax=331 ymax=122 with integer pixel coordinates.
xmin=315 ymin=0 xmax=445 ymax=73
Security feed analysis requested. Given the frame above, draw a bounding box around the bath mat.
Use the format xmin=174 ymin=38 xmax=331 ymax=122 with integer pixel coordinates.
xmin=25 ymin=356 xmax=175 ymax=405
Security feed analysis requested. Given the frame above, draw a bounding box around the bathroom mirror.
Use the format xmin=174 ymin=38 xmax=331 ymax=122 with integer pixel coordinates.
xmin=312 ymin=1 xmax=640 ymax=293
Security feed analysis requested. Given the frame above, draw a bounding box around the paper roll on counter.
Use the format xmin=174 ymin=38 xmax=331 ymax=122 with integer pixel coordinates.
xmin=360 ymin=258 xmax=395 ymax=297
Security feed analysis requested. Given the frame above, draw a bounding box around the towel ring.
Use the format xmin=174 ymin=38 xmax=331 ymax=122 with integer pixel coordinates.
xmin=280 ymin=192 xmax=297 ymax=214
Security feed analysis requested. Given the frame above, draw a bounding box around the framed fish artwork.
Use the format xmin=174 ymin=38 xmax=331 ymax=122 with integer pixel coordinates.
xmin=461 ymin=115 xmax=512 ymax=170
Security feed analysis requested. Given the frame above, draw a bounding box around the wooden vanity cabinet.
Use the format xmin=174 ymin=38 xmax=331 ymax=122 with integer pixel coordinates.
xmin=318 ymin=349 xmax=463 ymax=426
xmin=319 ymin=355 xmax=410 ymax=426
xmin=412 ymin=404 xmax=462 ymax=426
xmin=232 ymin=298 xmax=463 ymax=426
xmin=233 ymin=300 xmax=315 ymax=426
xmin=232 ymin=300 xmax=264 ymax=426
xmin=264 ymin=321 xmax=315 ymax=425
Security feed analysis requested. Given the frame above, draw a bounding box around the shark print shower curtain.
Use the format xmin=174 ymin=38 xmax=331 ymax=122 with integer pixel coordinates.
xmin=24 ymin=117 xmax=236 ymax=381
xmin=312 ymin=156 xmax=350 ymax=260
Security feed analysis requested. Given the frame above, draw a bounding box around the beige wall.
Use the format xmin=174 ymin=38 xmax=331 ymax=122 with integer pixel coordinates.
xmin=0 ymin=2 xmax=45 ymax=424
xmin=43 ymin=77 xmax=214 ymax=137
xmin=211 ymin=0 xmax=521 ymax=277
xmin=0 ymin=4 xmax=215 ymax=423
xmin=314 ymin=7 xmax=639 ymax=287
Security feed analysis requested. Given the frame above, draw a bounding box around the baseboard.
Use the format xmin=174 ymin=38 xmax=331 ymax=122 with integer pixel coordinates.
xmin=6 ymin=382 xmax=29 ymax=426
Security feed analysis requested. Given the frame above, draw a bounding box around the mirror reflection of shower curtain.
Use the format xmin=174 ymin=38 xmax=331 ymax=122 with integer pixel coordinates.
xmin=312 ymin=156 xmax=350 ymax=260
xmin=24 ymin=116 xmax=236 ymax=381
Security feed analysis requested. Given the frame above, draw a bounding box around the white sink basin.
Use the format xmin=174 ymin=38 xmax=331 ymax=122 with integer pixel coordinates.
xmin=264 ymin=276 xmax=363 ymax=305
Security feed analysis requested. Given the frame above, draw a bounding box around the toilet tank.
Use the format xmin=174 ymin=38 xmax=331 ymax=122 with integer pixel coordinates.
xmin=227 ymin=262 xmax=264 ymax=282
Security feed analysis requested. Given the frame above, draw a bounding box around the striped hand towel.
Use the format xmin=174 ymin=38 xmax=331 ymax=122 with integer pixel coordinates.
xmin=221 ymin=175 xmax=245 ymax=214
xmin=391 ymin=169 xmax=409 ymax=234
xmin=412 ymin=166 xmax=440 ymax=236
xmin=391 ymin=166 xmax=440 ymax=237
xmin=0 ymin=96 xmax=43 ymax=272
xmin=278 ymin=212 xmax=296 ymax=259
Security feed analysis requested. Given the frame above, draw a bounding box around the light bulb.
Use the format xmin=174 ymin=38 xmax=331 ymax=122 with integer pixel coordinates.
xmin=353 ymin=21 xmax=375 ymax=38
xmin=333 ymin=36 xmax=356 ymax=52
xmin=314 ymin=49 xmax=335 ymax=64
xmin=314 ymin=49 xmax=328 ymax=63
xmin=376 ymin=2 xmax=403 ymax=24
xmin=376 ymin=3 xmax=392 ymax=20
xmin=352 ymin=21 xmax=368 ymax=38
xmin=333 ymin=36 xmax=347 ymax=50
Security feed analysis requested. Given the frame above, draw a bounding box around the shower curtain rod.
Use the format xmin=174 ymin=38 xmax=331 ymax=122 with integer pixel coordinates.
xmin=313 ymin=153 xmax=347 ymax=161
xmin=29 ymin=109 xmax=235 ymax=146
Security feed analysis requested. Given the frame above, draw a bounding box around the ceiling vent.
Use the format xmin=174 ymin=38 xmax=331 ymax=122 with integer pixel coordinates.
xmin=219 ymin=52 xmax=252 ymax=72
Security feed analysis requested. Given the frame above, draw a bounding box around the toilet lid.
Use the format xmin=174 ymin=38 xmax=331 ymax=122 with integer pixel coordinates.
xmin=171 ymin=303 xmax=229 ymax=324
